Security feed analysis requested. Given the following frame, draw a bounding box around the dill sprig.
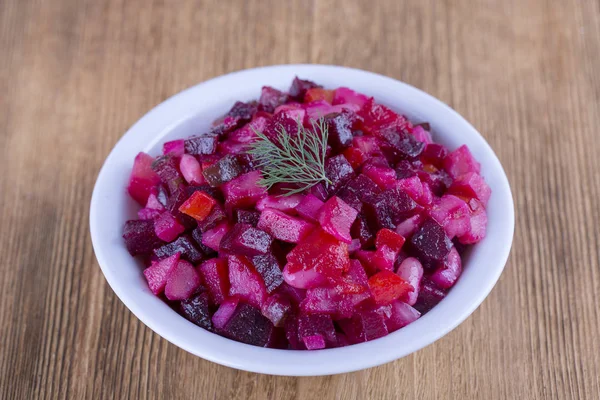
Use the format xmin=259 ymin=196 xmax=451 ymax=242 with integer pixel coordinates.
xmin=247 ymin=118 xmax=331 ymax=196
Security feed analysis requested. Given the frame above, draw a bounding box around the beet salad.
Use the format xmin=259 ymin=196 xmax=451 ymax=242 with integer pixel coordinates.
xmin=122 ymin=77 xmax=491 ymax=350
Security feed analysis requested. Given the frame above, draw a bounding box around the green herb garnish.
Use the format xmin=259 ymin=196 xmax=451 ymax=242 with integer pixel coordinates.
xmin=247 ymin=118 xmax=332 ymax=196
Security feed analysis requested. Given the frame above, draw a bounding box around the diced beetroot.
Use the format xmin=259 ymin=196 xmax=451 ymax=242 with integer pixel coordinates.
xmin=210 ymin=116 xmax=239 ymax=136
xmin=298 ymin=313 xmax=337 ymax=348
xmin=143 ymin=253 xmax=180 ymax=295
xmin=179 ymin=292 xmax=212 ymax=330
xmin=421 ymin=143 xmax=448 ymax=168
xmin=218 ymin=140 xmax=247 ymax=155
xmin=259 ymin=86 xmax=288 ymax=113
xmin=163 ymin=139 xmax=185 ymax=156
xmin=376 ymin=127 xmax=425 ymax=161
xmin=127 ymin=152 xmax=161 ymax=205
xmin=221 ymin=302 xmax=275 ymax=347
xmin=219 ymin=223 xmax=273 ymax=256
xmin=304 ymin=88 xmax=334 ymax=104
xmin=338 ymin=306 xmax=389 ymax=344
xmin=303 ymin=335 xmax=326 ymax=350
xmin=228 ymin=116 xmax=268 ymax=144
xmin=138 ymin=207 xmax=162 ymax=220
xmin=343 ymin=146 xmax=368 ymax=169
xmin=332 ymin=87 xmax=369 ymax=107
xmin=411 ymin=125 xmax=433 ymax=144
xmin=324 ymin=154 xmax=354 ymax=194
xmin=212 ymin=297 xmax=239 ymax=329
xmin=275 ymin=282 xmax=307 ymax=304
xmin=227 ymin=101 xmax=257 ymax=122
xmin=152 ymin=155 xmax=185 ymax=193
xmin=258 ymin=208 xmax=315 ymax=243
xmin=184 ymin=134 xmax=218 ymax=155
xmin=431 ymin=247 xmax=462 ymax=289
xmin=348 ymin=238 xmax=361 ymax=253
xmin=222 ymin=171 xmax=268 ymax=210
xmin=324 ymin=111 xmax=355 ymax=151
xmin=458 ymin=199 xmax=488 ymax=244
xmin=153 ymin=235 xmax=204 ymax=264
xmin=448 ymin=172 xmax=492 ymax=205
xmin=295 ymin=194 xmax=325 ymax=222
xmin=309 ymin=182 xmax=328 ymax=201
xmin=178 ymin=191 xmax=217 ymax=222
xmin=261 ymin=294 xmax=291 ymax=327
xmin=414 ymin=278 xmax=447 ymax=314
xmin=252 ymin=253 xmax=284 ymax=293
xmin=201 ymin=155 xmax=243 ymax=187
xmin=394 ymin=175 xmax=423 ymax=202
xmin=179 ymin=154 xmax=204 ymax=185
xmin=256 ymin=194 xmax=304 ymax=213
xmin=395 ymin=213 xmax=425 ymax=238
xmin=196 ymin=204 xmax=227 ymax=232
xmin=235 ymin=209 xmax=260 ymax=226
xmin=368 ymin=270 xmax=411 ymax=305
xmin=352 ymin=135 xmax=382 ymax=157
xmin=419 ymin=182 xmax=434 ymax=206
xmin=198 ymin=258 xmax=229 ymax=304
xmin=201 ymin=222 xmax=231 ymax=252
xmin=396 ymin=257 xmax=424 ymax=305
xmin=153 ymin=212 xmax=185 ymax=242
xmin=429 ymin=195 xmax=471 ymax=239
xmin=443 ymin=145 xmax=481 ymax=178
xmin=300 ymin=287 xmax=338 ymax=315
xmin=358 ymin=98 xmax=408 ymax=133
xmin=351 ymin=213 xmax=375 ymax=248
xmin=284 ymin=313 xmax=305 ymax=349
xmin=228 ymin=255 xmax=268 ymax=307
xmin=288 ymin=77 xmax=321 ymax=101
xmin=410 ymin=218 xmax=452 ymax=262
xmin=274 ymin=102 xmax=302 ymax=114
xmin=385 ymin=300 xmax=421 ymax=332
xmin=164 ymin=260 xmax=202 ymax=301
xmin=363 ymin=164 xmax=397 ymax=189
xmin=363 ymin=187 xmax=420 ymax=230
xmin=283 ymin=229 xmax=350 ymax=288
xmin=354 ymin=250 xmax=377 ymax=276
xmin=318 ymin=196 xmax=358 ymax=244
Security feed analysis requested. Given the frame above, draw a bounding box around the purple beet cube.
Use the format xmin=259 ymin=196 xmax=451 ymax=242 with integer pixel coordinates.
xmin=288 ymin=77 xmax=321 ymax=101
xmin=184 ymin=134 xmax=218 ymax=155
xmin=227 ymin=101 xmax=257 ymax=122
xmin=325 ymin=111 xmax=355 ymax=151
xmin=410 ymin=218 xmax=452 ymax=262
xmin=123 ymin=219 xmax=164 ymax=256
xmin=153 ymin=234 xmax=205 ymax=264
xmin=201 ymin=155 xmax=243 ymax=187
xmin=235 ymin=209 xmax=260 ymax=226
xmin=324 ymin=154 xmax=354 ymax=194
xmin=363 ymin=187 xmax=420 ymax=230
xmin=179 ymin=292 xmax=213 ymax=330
xmin=258 ymin=86 xmax=288 ymax=113
xmin=219 ymin=223 xmax=273 ymax=257
xmin=261 ymin=294 xmax=291 ymax=327
xmin=351 ymin=213 xmax=375 ymax=248
xmin=338 ymin=307 xmax=389 ymax=344
xmin=298 ymin=313 xmax=337 ymax=348
xmin=335 ymin=188 xmax=362 ymax=212
xmin=185 ymin=184 xmax=223 ymax=203
xmin=165 ymin=186 xmax=197 ymax=230
xmin=222 ymin=171 xmax=268 ymax=210
xmin=414 ymin=278 xmax=447 ymax=314
xmin=375 ymin=127 xmax=425 ymax=161
xmin=295 ymin=194 xmax=325 ymax=222
xmin=151 ymin=155 xmax=185 ymax=194
xmin=263 ymin=111 xmax=301 ymax=141
xmin=154 ymin=211 xmax=185 ymax=242
xmin=252 ymin=253 xmax=284 ymax=293
xmin=345 ymin=174 xmax=382 ymax=201
xmin=221 ymin=303 xmax=275 ymax=347
xmin=196 ymin=204 xmax=227 ymax=232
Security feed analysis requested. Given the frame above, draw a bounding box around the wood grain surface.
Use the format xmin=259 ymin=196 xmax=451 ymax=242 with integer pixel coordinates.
xmin=1 ymin=0 xmax=599 ymax=398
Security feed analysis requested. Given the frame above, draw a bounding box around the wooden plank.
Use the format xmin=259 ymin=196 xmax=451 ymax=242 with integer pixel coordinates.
xmin=0 ymin=0 xmax=599 ymax=398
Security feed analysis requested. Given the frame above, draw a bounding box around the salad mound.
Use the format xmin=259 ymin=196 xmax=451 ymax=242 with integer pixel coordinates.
xmin=122 ymin=77 xmax=490 ymax=349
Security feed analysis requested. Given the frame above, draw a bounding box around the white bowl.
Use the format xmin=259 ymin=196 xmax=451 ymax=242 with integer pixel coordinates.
xmin=90 ymin=64 xmax=514 ymax=376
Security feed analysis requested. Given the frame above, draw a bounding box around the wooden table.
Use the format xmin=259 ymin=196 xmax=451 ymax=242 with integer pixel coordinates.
xmin=2 ymin=0 xmax=599 ymax=398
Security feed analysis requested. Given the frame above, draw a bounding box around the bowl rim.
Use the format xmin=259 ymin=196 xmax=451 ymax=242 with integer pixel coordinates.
xmin=90 ymin=64 xmax=515 ymax=376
